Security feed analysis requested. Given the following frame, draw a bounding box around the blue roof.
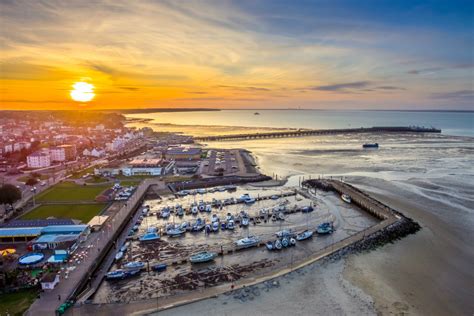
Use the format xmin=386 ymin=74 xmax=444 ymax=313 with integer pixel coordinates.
xmin=41 ymin=225 xmax=88 ymax=235
xmin=34 ymin=234 xmax=79 ymax=243
xmin=0 ymin=227 xmax=42 ymax=238
xmin=1 ymin=219 xmax=75 ymax=228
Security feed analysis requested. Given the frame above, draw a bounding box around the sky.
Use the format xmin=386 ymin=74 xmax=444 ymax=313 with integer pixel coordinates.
xmin=0 ymin=0 xmax=473 ymax=110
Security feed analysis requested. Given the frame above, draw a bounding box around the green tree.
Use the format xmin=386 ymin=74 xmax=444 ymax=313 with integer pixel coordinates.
xmin=25 ymin=178 xmax=38 ymax=186
xmin=0 ymin=184 xmax=22 ymax=206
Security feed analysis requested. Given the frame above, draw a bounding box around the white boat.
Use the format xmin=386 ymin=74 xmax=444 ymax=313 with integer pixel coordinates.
xmin=341 ymin=194 xmax=352 ymax=204
xmin=189 ymin=251 xmax=217 ymax=263
xmin=276 ymin=229 xmax=294 ymax=238
xmin=211 ymin=214 xmax=219 ymax=223
xmin=212 ymin=221 xmax=219 ymax=232
xmin=123 ymin=261 xmax=145 ymax=270
xmin=226 ymin=213 xmax=233 ymax=221
xmin=218 ymin=187 xmax=226 ymax=192
xmin=197 ymin=188 xmax=207 ymax=194
xmin=226 ymin=219 xmax=235 ymax=230
xmin=296 ymin=230 xmax=313 ymax=241
xmin=198 ymin=201 xmax=206 ymax=211
xmin=235 ymin=236 xmax=260 ymax=248
xmin=270 ymin=195 xmax=279 ymax=200
xmin=205 ymin=204 xmax=212 ymax=212
xmin=191 ymin=206 xmax=198 ymax=214
xmin=244 ymin=197 xmax=256 ymax=204
xmin=180 ymin=221 xmax=189 ymax=230
xmin=192 ymin=218 xmax=205 ymax=231
xmin=115 ymin=251 xmax=124 ymax=261
xmin=161 ymin=207 xmax=171 ymax=218
xmin=241 ymin=216 xmax=250 ymax=227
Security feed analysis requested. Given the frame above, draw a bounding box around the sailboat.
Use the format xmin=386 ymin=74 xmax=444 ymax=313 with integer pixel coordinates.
xmin=297 ymin=203 xmax=314 ymax=241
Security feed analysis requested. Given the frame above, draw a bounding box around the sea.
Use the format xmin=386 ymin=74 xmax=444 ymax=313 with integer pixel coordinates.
xmin=126 ymin=110 xmax=474 ymax=315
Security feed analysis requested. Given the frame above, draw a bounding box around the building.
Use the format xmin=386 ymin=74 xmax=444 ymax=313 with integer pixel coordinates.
xmin=165 ymin=147 xmax=202 ymax=161
xmin=122 ymin=158 xmax=173 ymax=176
xmin=27 ymin=151 xmax=51 ymax=168
xmin=49 ymin=147 xmax=66 ymax=162
xmin=58 ymin=144 xmax=76 ymax=160
xmin=87 ymin=215 xmax=109 ymax=232
xmin=41 ymin=273 xmax=60 ymax=290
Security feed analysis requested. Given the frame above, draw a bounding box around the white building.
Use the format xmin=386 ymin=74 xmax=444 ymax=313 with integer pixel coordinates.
xmin=27 ymin=151 xmax=51 ymax=168
xmin=121 ymin=158 xmax=174 ymax=176
xmin=49 ymin=147 xmax=66 ymax=162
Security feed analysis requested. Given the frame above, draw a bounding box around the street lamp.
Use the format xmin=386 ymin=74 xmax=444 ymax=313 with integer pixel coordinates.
xmin=31 ymin=186 xmax=37 ymax=207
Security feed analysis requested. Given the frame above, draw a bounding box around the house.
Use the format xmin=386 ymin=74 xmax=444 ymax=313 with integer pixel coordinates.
xmin=41 ymin=273 xmax=60 ymax=290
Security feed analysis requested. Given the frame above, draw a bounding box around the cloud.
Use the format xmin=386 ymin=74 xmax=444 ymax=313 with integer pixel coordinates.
xmin=376 ymin=86 xmax=406 ymax=90
xmin=431 ymin=90 xmax=474 ymax=100
xmin=310 ymin=81 xmax=371 ymax=91
xmin=407 ymin=64 xmax=474 ymax=75
xmin=216 ymin=85 xmax=271 ymax=91
xmin=119 ymin=86 xmax=139 ymax=91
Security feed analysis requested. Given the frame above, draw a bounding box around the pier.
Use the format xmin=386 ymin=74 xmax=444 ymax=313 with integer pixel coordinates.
xmin=195 ymin=126 xmax=441 ymax=142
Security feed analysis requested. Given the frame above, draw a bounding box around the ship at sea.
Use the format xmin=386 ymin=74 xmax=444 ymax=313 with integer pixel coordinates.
xmin=362 ymin=143 xmax=379 ymax=148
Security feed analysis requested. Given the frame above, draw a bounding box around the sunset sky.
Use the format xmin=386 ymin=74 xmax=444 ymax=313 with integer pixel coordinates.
xmin=0 ymin=0 xmax=472 ymax=110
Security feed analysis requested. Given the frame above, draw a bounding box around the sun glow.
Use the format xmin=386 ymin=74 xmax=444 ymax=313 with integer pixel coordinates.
xmin=70 ymin=82 xmax=95 ymax=102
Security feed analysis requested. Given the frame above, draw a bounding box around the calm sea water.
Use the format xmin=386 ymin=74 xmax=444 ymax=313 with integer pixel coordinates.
xmin=127 ymin=110 xmax=474 ymax=137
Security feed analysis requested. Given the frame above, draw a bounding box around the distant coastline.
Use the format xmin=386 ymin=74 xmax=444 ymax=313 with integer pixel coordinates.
xmin=115 ymin=108 xmax=221 ymax=114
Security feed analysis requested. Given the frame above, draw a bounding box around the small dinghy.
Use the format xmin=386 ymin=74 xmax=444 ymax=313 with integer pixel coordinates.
xmin=212 ymin=221 xmax=220 ymax=232
xmin=241 ymin=215 xmax=250 ymax=227
xmin=205 ymin=204 xmax=212 ymax=212
xmin=296 ymin=230 xmax=313 ymax=241
xmin=189 ymin=251 xmax=217 ymax=263
xmin=226 ymin=219 xmax=235 ymax=230
xmin=115 ymin=251 xmax=124 ymax=261
xmin=317 ymin=222 xmax=334 ymax=234
xmin=211 ymin=214 xmax=219 ymax=223
xmin=106 ymin=269 xmax=127 ymax=280
xmin=301 ymin=206 xmax=314 ymax=213
xmin=270 ymin=195 xmax=279 ymax=200
xmin=161 ymin=207 xmax=171 ymax=219
xmin=191 ymin=206 xmax=198 ymax=215
xmin=265 ymin=241 xmax=274 ymax=250
xmin=341 ymin=194 xmax=352 ymax=204
xmin=152 ymin=263 xmax=167 ymax=272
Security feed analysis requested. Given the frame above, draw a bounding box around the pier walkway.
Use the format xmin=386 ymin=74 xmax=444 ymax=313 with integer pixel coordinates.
xmin=195 ymin=126 xmax=441 ymax=142
xmin=26 ymin=179 xmax=165 ymax=316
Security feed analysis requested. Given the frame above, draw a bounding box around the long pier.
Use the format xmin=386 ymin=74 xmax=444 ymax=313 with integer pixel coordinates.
xmin=195 ymin=126 xmax=441 ymax=142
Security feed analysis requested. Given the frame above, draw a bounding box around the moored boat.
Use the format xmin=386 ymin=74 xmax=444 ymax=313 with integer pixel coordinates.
xmin=123 ymin=261 xmax=145 ymax=270
xmin=167 ymin=227 xmax=185 ymax=237
xmin=115 ymin=251 xmax=124 ymax=261
xmin=235 ymin=235 xmax=260 ymax=248
xmin=296 ymin=230 xmax=313 ymax=241
xmin=139 ymin=232 xmax=160 ymax=242
xmin=341 ymin=194 xmax=352 ymax=204
xmin=189 ymin=251 xmax=217 ymax=263
xmin=301 ymin=206 xmax=314 ymax=213
xmin=316 ymin=222 xmax=334 ymax=234
xmin=106 ymin=269 xmax=127 ymax=280
xmin=152 ymin=263 xmax=167 ymax=272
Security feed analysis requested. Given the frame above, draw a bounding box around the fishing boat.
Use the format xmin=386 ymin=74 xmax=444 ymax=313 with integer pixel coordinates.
xmin=341 ymin=194 xmax=352 ymax=204
xmin=189 ymin=251 xmax=217 ymax=263
xmin=176 ymin=190 xmax=189 ymax=197
xmin=161 ymin=207 xmax=171 ymax=219
xmin=290 ymin=238 xmax=296 ymax=246
xmin=115 ymin=251 xmax=124 ymax=261
xmin=106 ymin=269 xmax=128 ymax=280
xmin=152 ymin=263 xmax=167 ymax=272
xmin=301 ymin=206 xmax=314 ymax=213
xmin=235 ymin=236 xmax=260 ymax=248
xmin=139 ymin=231 xmax=160 ymax=242
xmin=317 ymin=222 xmax=333 ymax=234
xmin=296 ymin=230 xmax=313 ymax=241
xmin=281 ymin=237 xmax=290 ymax=248
xmin=362 ymin=143 xmax=379 ymax=148
xmin=123 ymin=261 xmax=145 ymax=270
xmin=192 ymin=218 xmax=206 ymax=231
xmin=132 ymin=224 xmax=139 ymax=231
xmin=167 ymin=226 xmax=185 ymax=237
xmin=241 ymin=215 xmax=250 ymax=227
xmin=226 ymin=219 xmax=235 ymax=230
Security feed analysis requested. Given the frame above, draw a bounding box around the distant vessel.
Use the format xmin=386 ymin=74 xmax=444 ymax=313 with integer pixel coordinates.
xmin=235 ymin=235 xmax=260 ymax=248
xmin=362 ymin=143 xmax=379 ymax=148
xmin=254 ymin=112 xmax=260 ymax=115
xmin=341 ymin=194 xmax=352 ymax=203
xmin=189 ymin=251 xmax=217 ymax=263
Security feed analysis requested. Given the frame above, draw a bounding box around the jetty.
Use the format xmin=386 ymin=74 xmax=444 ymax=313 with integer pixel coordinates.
xmin=195 ymin=126 xmax=441 ymax=142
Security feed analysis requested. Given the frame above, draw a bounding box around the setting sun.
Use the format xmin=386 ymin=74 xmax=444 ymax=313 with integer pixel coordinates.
xmin=70 ymin=82 xmax=95 ymax=102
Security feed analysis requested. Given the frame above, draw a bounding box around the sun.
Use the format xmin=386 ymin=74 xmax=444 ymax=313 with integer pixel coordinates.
xmin=70 ymin=82 xmax=95 ymax=102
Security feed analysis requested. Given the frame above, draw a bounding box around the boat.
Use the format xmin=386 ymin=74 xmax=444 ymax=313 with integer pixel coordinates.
xmin=274 ymin=239 xmax=282 ymax=250
xmin=180 ymin=221 xmax=189 ymax=230
xmin=254 ymin=112 xmax=260 ymax=115
xmin=139 ymin=231 xmax=160 ymax=242
xmin=132 ymin=224 xmax=139 ymax=231
xmin=197 ymin=188 xmax=207 ymax=194
xmin=241 ymin=215 xmax=249 ymax=227
xmin=161 ymin=207 xmax=171 ymax=218
xmin=341 ymin=194 xmax=352 ymax=204
xmin=191 ymin=206 xmax=198 ymax=214
xmin=123 ymin=261 xmax=145 ymax=270
xmin=212 ymin=221 xmax=220 ymax=232
xmin=205 ymin=204 xmax=212 ymax=212
xmin=119 ymin=243 xmax=129 ymax=253
xmin=167 ymin=227 xmax=185 ymax=237
xmin=192 ymin=218 xmax=206 ymax=231
xmin=226 ymin=219 xmax=235 ymax=230
xmin=244 ymin=197 xmax=256 ymax=204
xmin=211 ymin=214 xmax=219 ymax=223
xmin=276 ymin=229 xmax=294 ymax=238
xmin=235 ymin=236 xmax=260 ymax=248
xmin=225 ymin=185 xmax=237 ymax=191
xmin=265 ymin=241 xmax=274 ymax=250
xmin=226 ymin=213 xmax=234 ymax=221
xmin=152 ymin=263 xmax=167 ymax=272
xmin=317 ymin=222 xmax=333 ymax=234
xmin=218 ymin=187 xmax=226 ymax=192
xmin=301 ymin=206 xmax=314 ymax=213
xmin=106 ymin=269 xmax=128 ymax=280
xmin=281 ymin=237 xmax=289 ymax=248
xmin=189 ymin=251 xmax=217 ymax=263
xmin=176 ymin=190 xmax=189 ymax=197
xmin=115 ymin=251 xmax=124 ymax=261
xmin=270 ymin=195 xmax=279 ymax=200
xmin=362 ymin=143 xmax=379 ymax=148
xmin=176 ymin=206 xmax=184 ymax=216
xmin=290 ymin=238 xmax=296 ymax=246
xmin=296 ymin=230 xmax=313 ymax=241
xmin=198 ymin=201 xmax=206 ymax=212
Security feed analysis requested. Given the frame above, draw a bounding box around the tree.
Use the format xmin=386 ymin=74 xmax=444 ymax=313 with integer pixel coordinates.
xmin=25 ymin=178 xmax=38 ymax=186
xmin=0 ymin=184 xmax=22 ymax=206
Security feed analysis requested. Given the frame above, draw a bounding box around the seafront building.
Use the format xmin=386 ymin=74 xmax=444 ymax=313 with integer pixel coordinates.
xmin=26 ymin=151 xmax=51 ymax=168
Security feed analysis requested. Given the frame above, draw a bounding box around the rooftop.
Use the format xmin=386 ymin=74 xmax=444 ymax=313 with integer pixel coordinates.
xmin=1 ymin=219 xmax=75 ymax=228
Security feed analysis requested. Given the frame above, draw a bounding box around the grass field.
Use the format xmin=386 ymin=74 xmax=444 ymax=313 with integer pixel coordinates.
xmin=0 ymin=288 xmax=38 ymax=316
xmin=69 ymin=166 xmax=96 ymax=179
xmin=22 ymin=203 xmax=106 ymax=223
xmin=37 ymin=182 xmax=110 ymax=202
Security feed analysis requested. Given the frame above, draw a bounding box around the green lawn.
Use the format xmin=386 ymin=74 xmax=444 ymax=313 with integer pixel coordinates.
xmin=118 ymin=180 xmax=141 ymax=187
xmin=0 ymin=288 xmax=38 ymax=316
xmin=22 ymin=203 xmax=106 ymax=223
xmin=69 ymin=166 xmax=96 ymax=179
xmin=37 ymin=182 xmax=110 ymax=202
